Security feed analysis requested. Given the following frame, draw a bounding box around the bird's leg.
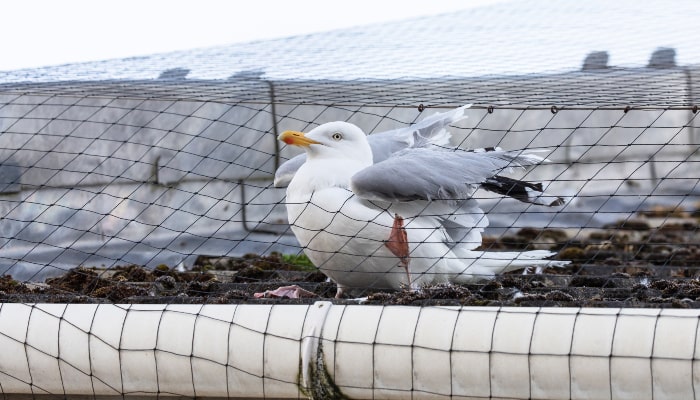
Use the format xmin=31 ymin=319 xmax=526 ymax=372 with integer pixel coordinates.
xmin=385 ymin=213 xmax=412 ymax=287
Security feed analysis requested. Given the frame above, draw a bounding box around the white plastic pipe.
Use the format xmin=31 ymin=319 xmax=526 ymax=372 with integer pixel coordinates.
xmin=0 ymin=302 xmax=698 ymax=399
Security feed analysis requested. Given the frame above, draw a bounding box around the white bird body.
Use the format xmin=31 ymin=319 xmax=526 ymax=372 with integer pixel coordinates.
xmin=280 ymin=108 xmax=569 ymax=296
xmin=287 ymin=183 xmax=458 ymax=291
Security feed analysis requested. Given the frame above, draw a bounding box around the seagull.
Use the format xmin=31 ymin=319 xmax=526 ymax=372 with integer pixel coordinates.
xmin=275 ymin=105 xmax=563 ymax=207
xmin=277 ymin=106 xmax=569 ymax=298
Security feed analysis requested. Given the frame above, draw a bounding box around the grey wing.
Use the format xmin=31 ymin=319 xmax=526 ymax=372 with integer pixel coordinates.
xmin=273 ymin=104 xmax=471 ymax=187
xmin=371 ymin=103 xmax=471 ymax=154
xmin=273 ymin=153 xmax=306 ymax=187
xmin=408 ymin=103 xmax=471 ymax=144
xmin=350 ymin=148 xmax=563 ymax=206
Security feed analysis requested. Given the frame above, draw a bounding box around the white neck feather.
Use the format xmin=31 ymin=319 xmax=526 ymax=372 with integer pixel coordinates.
xmin=287 ymin=157 xmax=369 ymax=198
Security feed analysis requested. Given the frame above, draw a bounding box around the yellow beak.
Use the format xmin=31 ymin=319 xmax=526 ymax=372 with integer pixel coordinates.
xmin=279 ymin=130 xmax=321 ymax=147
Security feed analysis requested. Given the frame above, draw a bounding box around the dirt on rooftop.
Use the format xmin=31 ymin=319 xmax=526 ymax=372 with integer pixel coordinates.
xmin=2 ymin=207 xmax=700 ymax=308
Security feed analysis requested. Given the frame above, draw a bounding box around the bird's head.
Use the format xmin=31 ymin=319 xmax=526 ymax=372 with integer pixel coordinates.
xmin=279 ymin=121 xmax=373 ymax=165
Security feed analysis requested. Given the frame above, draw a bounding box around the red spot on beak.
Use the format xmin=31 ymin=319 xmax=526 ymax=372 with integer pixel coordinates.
xmin=278 ymin=130 xmax=321 ymax=147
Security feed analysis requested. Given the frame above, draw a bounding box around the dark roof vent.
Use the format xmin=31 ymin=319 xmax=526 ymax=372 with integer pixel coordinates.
xmin=158 ymin=68 xmax=190 ymax=80
xmin=228 ymin=69 xmax=265 ymax=80
xmin=647 ymin=47 xmax=676 ymax=69
xmin=582 ymin=51 xmax=609 ymax=71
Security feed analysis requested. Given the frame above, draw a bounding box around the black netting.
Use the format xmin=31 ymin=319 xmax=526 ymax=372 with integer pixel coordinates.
xmin=1 ymin=82 xmax=699 ymax=305
xmin=4 ymin=2 xmax=700 ymax=399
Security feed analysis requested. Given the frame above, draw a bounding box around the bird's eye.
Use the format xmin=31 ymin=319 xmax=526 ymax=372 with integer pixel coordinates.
xmin=331 ymin=132 xmax=343 ymax=141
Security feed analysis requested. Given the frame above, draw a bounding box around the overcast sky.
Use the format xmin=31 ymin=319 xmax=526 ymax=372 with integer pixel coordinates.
xmin=0 ymin=0 xmax=504 ymax=72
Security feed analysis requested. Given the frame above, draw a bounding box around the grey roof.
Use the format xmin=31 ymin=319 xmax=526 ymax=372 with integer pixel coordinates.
xmin=1 ymin=68 xmax=698 ymax=108
xmin=1 ymin=0 xmax=699 ymax=83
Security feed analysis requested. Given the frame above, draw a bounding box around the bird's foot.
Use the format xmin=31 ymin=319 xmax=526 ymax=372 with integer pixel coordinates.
xmin=254 ymin=285 xmax=317 ymax=299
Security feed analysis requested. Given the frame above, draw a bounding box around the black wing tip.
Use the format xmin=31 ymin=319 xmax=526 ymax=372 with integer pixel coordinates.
xmin=482 ymin=175 xmax=566 ymax=207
